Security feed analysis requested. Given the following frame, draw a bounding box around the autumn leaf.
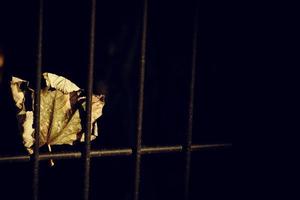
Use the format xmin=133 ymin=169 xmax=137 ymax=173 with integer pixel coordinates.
xmin=10 ymin=73 xmax=105 ymax=155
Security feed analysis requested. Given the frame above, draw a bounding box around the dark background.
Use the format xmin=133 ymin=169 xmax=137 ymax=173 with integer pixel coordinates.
xmin=0 ymin=0 xmax=232 ymax=199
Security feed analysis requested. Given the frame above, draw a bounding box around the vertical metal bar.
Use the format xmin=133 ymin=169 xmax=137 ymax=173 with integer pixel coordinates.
xmin=184 ymin=3 xmax=198 ymax=200
xmin=33 ymin=0 xmax=43 ymax=200
xmin=133 ymin=0 xmax=148 ymax=200
xmin=83 ymin=0 xmax=96 ymax=199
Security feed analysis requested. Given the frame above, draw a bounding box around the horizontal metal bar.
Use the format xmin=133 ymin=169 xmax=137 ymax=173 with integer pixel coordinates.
xmin=191 ymin=143 xmax=232 ymax=151
xmin=40 ymin=152 xmax=82 ymax=160
xmin=0 ymin=144 xmax=231 ymax=163
xmin=91 ymin=149 xmax=133 ymax=157
xmin=0 ymin=155 xmax=31 ymax=162
xmin=39 ymin=148 xmax=133 ymax=160
xmin=141 ymin=145 xmax=182 ymax=154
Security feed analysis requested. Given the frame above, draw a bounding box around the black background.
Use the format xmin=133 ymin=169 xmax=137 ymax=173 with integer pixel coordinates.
xmin=0 ymin=0 xmax=232 ymax=199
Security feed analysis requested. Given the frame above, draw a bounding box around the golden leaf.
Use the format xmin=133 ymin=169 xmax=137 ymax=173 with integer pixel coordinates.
xmin=10 ymin=73 xmax=105 ymax=154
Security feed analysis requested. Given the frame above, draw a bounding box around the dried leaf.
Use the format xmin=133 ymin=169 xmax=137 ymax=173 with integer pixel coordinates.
xmin=10 ymin=72 xmax=105 ymax=154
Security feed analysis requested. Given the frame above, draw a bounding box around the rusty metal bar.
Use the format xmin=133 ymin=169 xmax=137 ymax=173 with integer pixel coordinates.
xmin=184 ymin=3 xmax=199 ymax=200
xmin=0 ymin=155 xmax=31 ymax=162
xmin=40 ymin=148 xmax=133 ymax=160
xmin=141 ymin=145 xmax=182 ymax=154
xmin=133 ymin=0 xmax=148 ymax=200
xmin=83 ymin=0 xmax=96 ymax=199
xmin=191 ymin=143 xmax=232 ymax=151
xmin=33 ymin=0 xmax=44 ymax=199
xmin=90 ymin=148 xmax=133 ymax=157
xmin=0 ymin=144 xmax=231 ymax=163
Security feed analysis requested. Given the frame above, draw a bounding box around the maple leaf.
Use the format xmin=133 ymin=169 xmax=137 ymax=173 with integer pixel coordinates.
xmin=10 ymin=73 xmax=105 ymax=156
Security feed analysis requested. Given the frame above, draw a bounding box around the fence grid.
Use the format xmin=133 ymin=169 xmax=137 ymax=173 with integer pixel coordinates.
xmin=0 ymin=0 xmax=231 ymax=200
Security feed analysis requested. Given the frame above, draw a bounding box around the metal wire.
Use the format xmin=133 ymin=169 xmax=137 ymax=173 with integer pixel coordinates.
xmin=83 ymin=0 xmax=96 ymax=199
xmin=191 ymin=143 xmax=232 ymax=151
xmin=141 ymin=145 xmax=182 ymax=154
xmin=33 ymin=0 xmax=44 ymax=199
xmin=184 ymin=3 xmax=199 ymax=200
xmin=0 ymin=144 xmax=231 ymax=163
xmin=133 ymin=0 xmax=148 ymax=200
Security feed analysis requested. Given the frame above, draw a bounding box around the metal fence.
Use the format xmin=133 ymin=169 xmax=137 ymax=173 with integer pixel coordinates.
xmin=0 ymin=0 xmax=231 ymax=200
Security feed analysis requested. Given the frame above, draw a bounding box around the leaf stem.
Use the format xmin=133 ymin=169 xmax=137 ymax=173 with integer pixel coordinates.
xmin=47 ymin=144 xmax=55 ymax=167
